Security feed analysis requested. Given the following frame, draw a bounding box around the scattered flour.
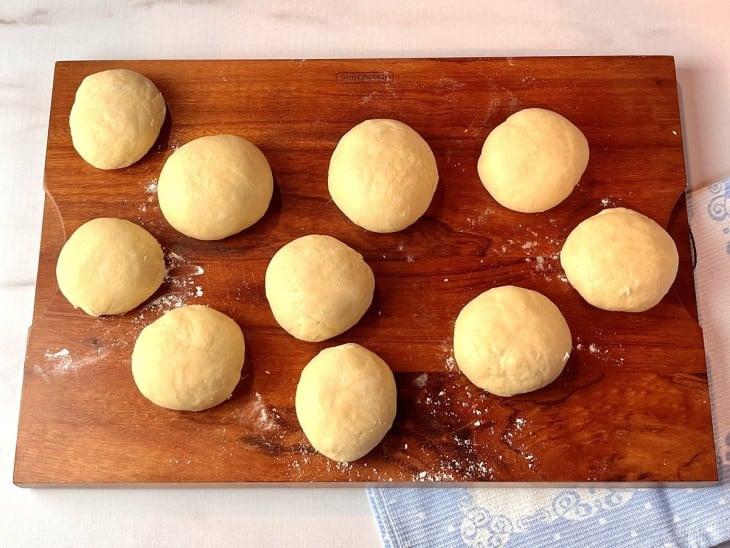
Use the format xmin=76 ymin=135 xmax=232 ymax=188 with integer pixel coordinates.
xmin=226 ymin=392 xmax=283 ymax=434
xmin=139 ymin=179 xmax=159 ymax=212
xmin=144 ymin=179 xmax=158 ymax=194
xmin=141 ymin=293 xmax=186 ymax=314
xmin=132 ymin=250 xmax=205 ymax=323
xmin=42 ymin=348 xmax=72 ymax=372
xmin=252 ymin=393 xmax=282 ymax=431
xmin=600 ymin=197 xmax=616 ymax=207
xmin=440 ymin=338 xmax=457 ymax=371
xmin=46 ymin=348 xmax=69 ymax=359
xmin=413 ymin=373 xmax=428 ymax=388
xmin=39 ymin=345 xmax=112 ymax=378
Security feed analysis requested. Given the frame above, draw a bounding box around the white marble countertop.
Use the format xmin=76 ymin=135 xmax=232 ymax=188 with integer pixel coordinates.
xmin=1 ymin=2 xmax=729 ymax=546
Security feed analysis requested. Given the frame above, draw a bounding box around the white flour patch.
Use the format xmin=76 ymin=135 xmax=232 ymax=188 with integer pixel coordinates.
xmin=256 ymin=404 xmax=282 ymax=431
xmin=440 ymin=338 xmax=457 ymax=371
xmin=139 ymin=179 xmax=159 ymax=211
xmin=46 ymin=348 xmax=69 ymax=359
xmin=600 ymin=197 xmax=616 ymax=207
xmin=238 ymin=392 xmax=283 ymax=432
xmin=42 ymin=348 xmax=73 ymax=373
xmin=440 ymin=338 xmax=451 ymax=354
xmin=39 ymin=345 xmax=111 ymax=376
xmin=32 ymin=364 xmax=49 ymax=382
xmin=413 ymin=373 xmax=428 ymax=388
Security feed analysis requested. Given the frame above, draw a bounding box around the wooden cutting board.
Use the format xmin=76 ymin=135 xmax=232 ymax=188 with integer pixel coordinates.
xmin=14 ymin=57 xmax=717 ymax=486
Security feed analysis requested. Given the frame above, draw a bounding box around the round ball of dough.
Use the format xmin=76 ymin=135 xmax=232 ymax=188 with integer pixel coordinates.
xmin=265 ymin=235 xmax=374 ymax=342
xmin=158 ymin=134 xmax=273 ymax=240
xmin=131 ymin=305 xmax=245 ymax=412
xmin=560 ymin=207 xmax=679 ymax=312
xmin=477 ymin=108 xmax=589 ymax=213
xmin=69 ymin=69 xmax=166 ymax=169
xmin=295 ymin=343 xmax=397 ymax=462
xmin=328 ymin=119 xmax=439 ymax=233
xmin=56 ymin=218 xmax=165 ymax=317
xmin=454 ymin=286 xmax=572 ymax=397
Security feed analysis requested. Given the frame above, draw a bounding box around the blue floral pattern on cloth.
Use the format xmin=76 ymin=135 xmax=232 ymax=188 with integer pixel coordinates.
xmin=708 ymin=179 xmax=730 ymax=222
xmin=369 ymin=482 xmax=730 ymax=547
xmin=707 ymin=179 xmax=730 ymax=255
xmin=367 ymin=179 xmax=730 ymax=548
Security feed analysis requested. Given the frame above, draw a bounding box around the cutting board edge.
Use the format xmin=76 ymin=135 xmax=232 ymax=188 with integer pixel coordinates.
xmin=52 ymin=54 xmax=678 ymax=64
xmin=16 ymin=55 xmax=715 ymax=487
xmin=13 ymin=478 xmax=718 ymax=489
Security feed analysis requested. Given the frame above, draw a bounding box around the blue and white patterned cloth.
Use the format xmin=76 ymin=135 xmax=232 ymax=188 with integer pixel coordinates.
xmin=368 ymin=179 xmax=730 ymax=548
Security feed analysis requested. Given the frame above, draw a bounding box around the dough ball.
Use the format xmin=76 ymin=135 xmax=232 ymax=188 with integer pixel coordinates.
xmin=158 ymin=134 xmax=273 ymax=240
xmin=328 ymin=119 xmax=439 ymax=233
xmin=265 ymin=235 xmax=374 ymax=342
xmin=295 ymin=343 xmax=397 ymax=462
xmin=131 ymin=305 xmax=245 ymax=412
xmin=477 ymin=108 xmax=589 ymax=213
xmin=69 ymin=69 xmax=166 ymax=169
xmin=56 ymin=218 xmax=165 ymax=316
xmin=560 ymin=207 xmax=679 ymax=312
xmin=454 ymin=286 xmax=572 ymax=397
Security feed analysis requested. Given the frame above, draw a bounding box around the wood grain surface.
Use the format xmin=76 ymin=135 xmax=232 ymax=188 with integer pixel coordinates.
xmin=14 ymin=57 xmax=717 ymax=486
